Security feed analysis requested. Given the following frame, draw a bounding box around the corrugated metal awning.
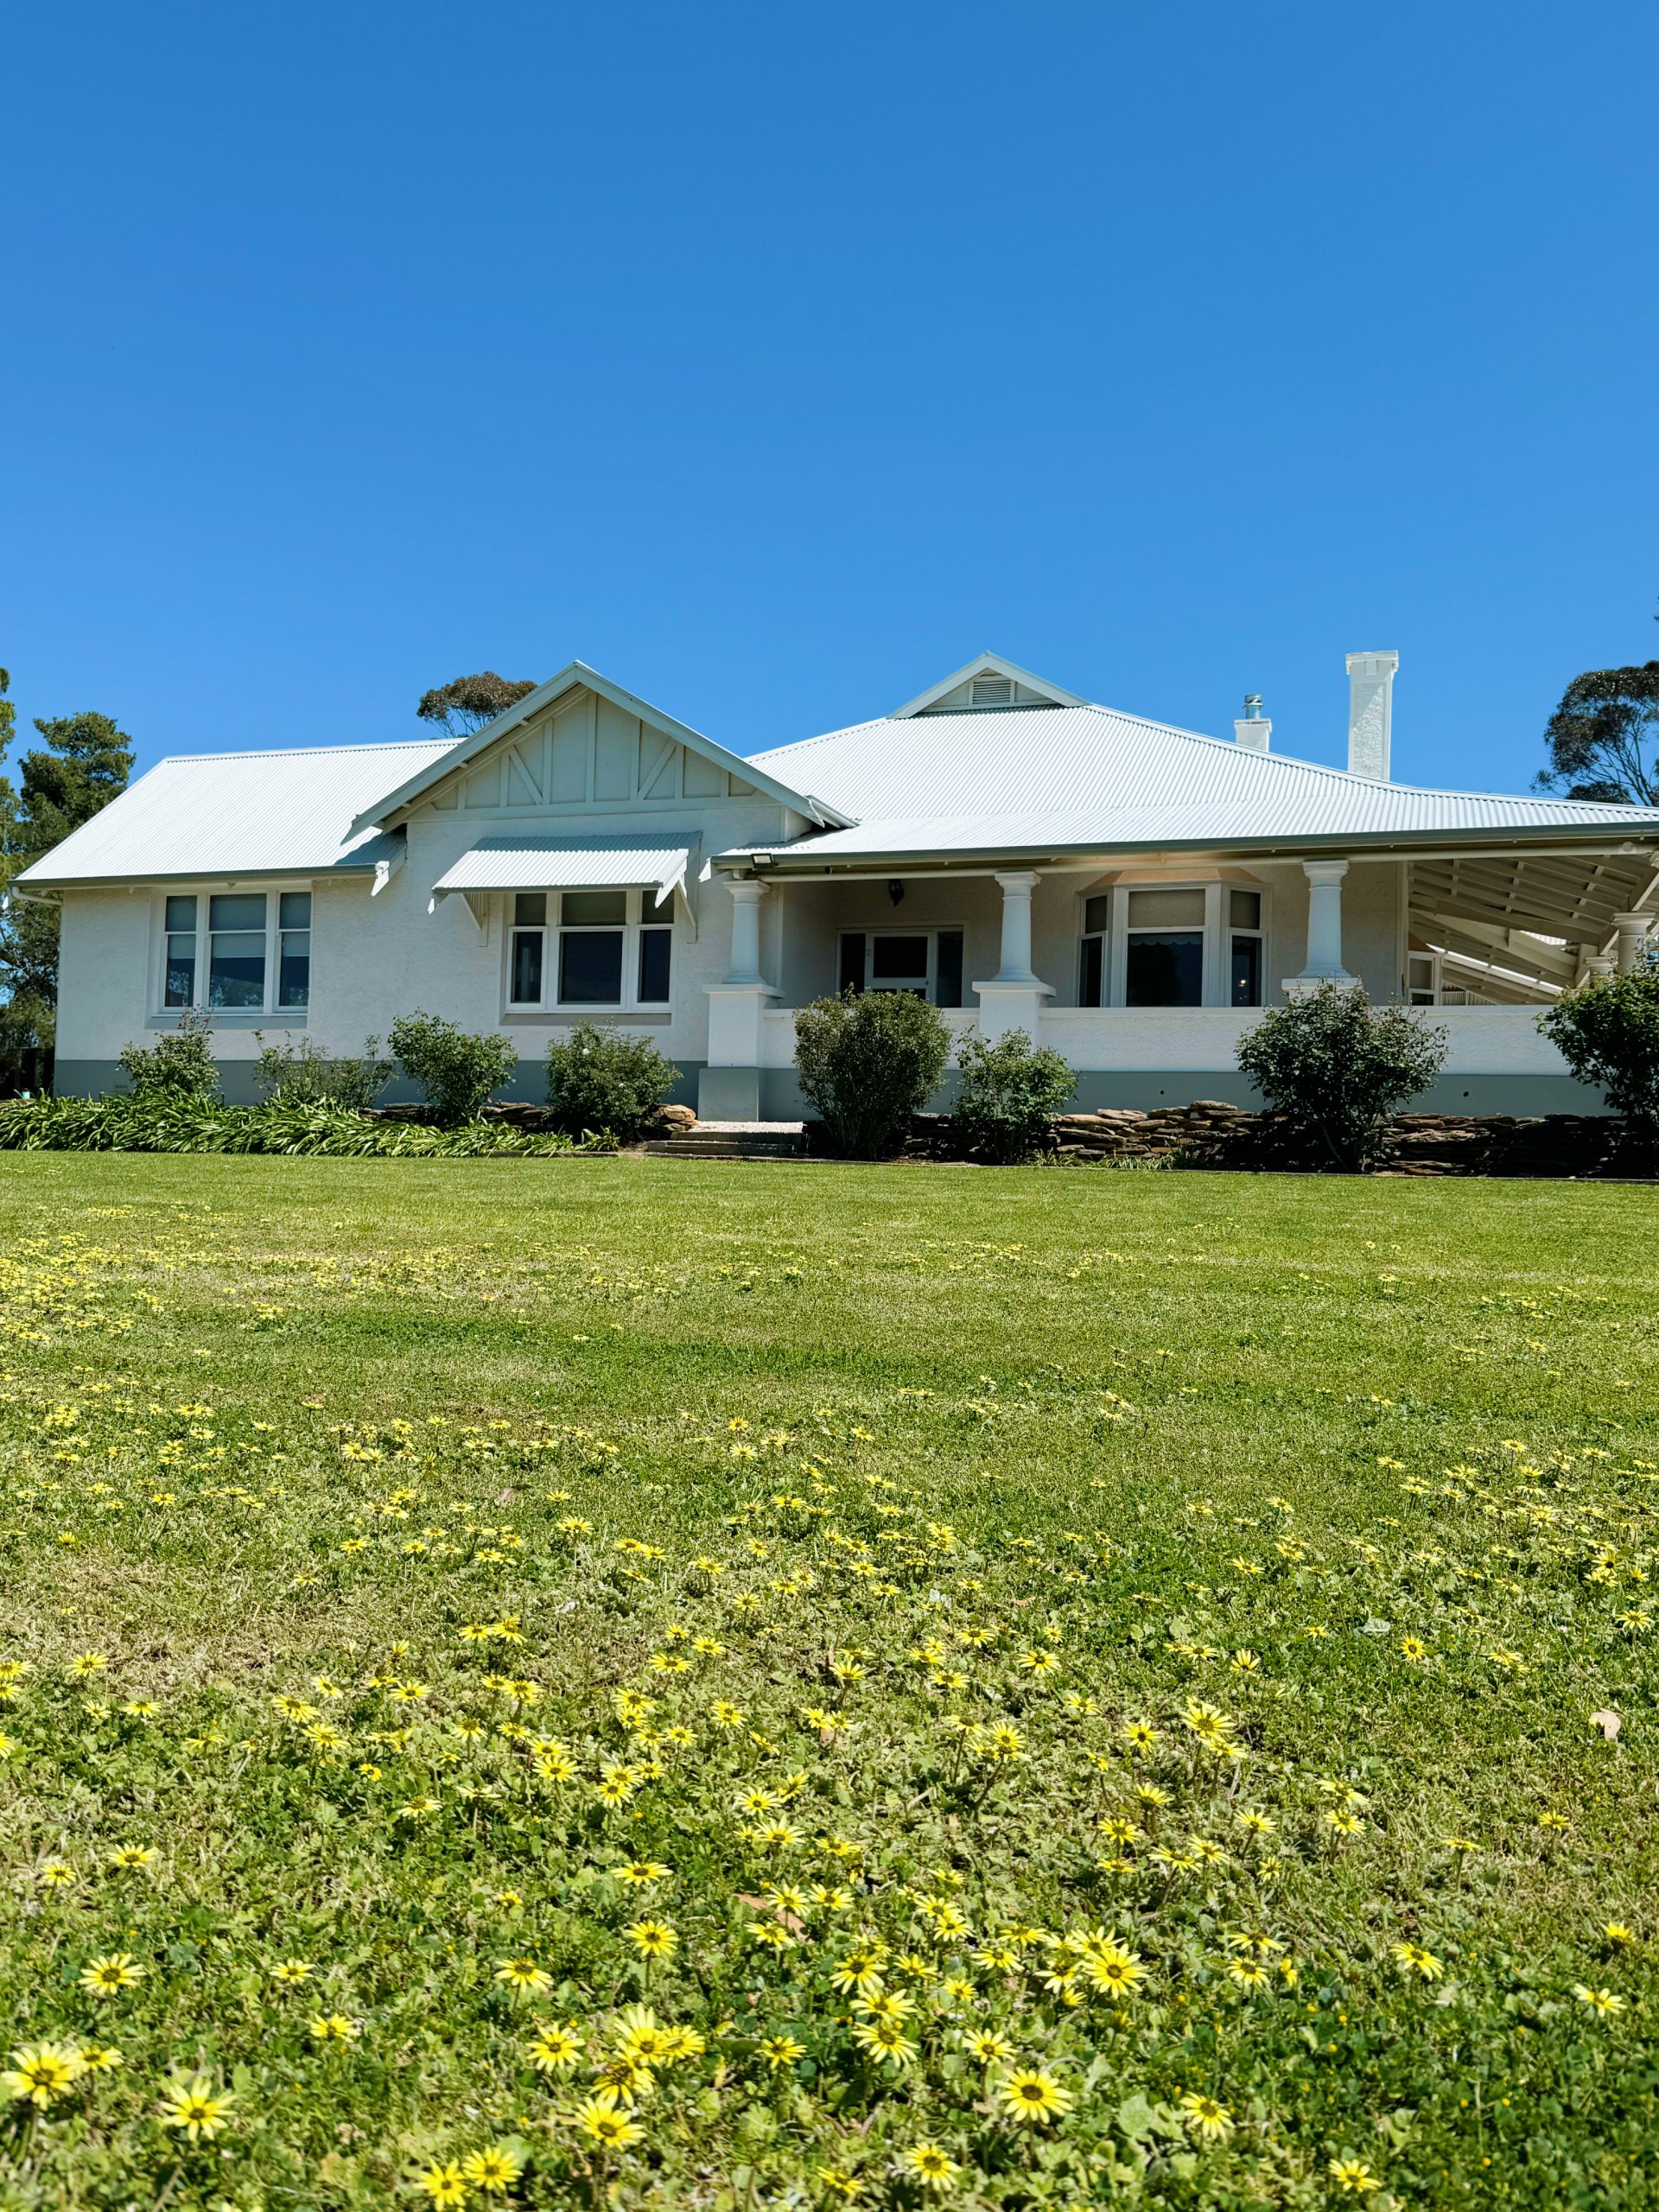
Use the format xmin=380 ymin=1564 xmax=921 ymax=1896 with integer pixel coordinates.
xmin=431 ymin=836 xmax=696 ymax=903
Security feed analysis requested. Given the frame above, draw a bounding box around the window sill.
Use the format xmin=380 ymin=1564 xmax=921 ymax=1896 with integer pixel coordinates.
xmin=148 ymin=1011 xmax=308 ymax=1030
xmin=501 ymin=1009 xmax=672 ymax=1026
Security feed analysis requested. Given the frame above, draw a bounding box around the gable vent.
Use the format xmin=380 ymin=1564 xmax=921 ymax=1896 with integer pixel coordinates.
xmin=969 ymin=674 xmax=1014 ymax=707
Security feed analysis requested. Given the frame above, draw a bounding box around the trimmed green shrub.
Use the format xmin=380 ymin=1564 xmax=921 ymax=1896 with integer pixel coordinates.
xmin=794 ymin=989 xmax=951 ymax=1159
xmin=116 ymin=1009 xmax=219 ymax=1101
xmin=1236 ymin=982 xmax=1446 ymax=1171
xmin=388 ymin=1012 xmax=519 ymax=1126
xmin=949 ymin=1029 xmax=1077 ymax=1163
xmin=0 ymin=1095 xmax=608 ymax=1157
xmin=544 ymin=1021 xmax=677 ymax=1141
xmin=1538 ymin=955 xmax=1659 ymax=1146
xmin=253 ymin=1033 xmax=393 ymax=1112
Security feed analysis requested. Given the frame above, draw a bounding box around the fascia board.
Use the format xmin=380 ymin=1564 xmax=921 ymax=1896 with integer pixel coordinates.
xmin=347 ymin=659 xmax=852 ymax=835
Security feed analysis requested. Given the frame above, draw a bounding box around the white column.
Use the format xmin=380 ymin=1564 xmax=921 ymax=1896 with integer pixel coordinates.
xmin=1291 ymin=859 xmax=1353 ymax=985
xmin=973 ymin=869 xmax=1054 ymax=1040
xmin=704 ymin=877 xmax=778 ymax=1113
xmin=723 ymin=878 xmax=767 ymax=983
xmin=1612 ymin=912 xmax=1652 ymax=975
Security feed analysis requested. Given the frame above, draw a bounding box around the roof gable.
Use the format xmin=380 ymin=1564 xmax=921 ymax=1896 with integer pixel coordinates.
xmin=349 ymin=660 xmax=852 ymax=835
xmin=891 ymin=652 xmax=1089 ymax=718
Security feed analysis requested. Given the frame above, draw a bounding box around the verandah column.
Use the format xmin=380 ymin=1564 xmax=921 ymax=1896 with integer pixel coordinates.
xmin=700 ymin=876 xmax=777 ymax=1119
xmin=1612 ymin=911 xmax=1653 ymax=974
xmin=1286 ymin=858 xmax=1355 ymax=991
xmin=972 ymin=869 xmax=1054 ymax=1041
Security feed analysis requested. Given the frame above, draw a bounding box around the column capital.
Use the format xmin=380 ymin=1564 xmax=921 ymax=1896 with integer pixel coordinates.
xmin=1301 ymin=857 xmax=1351 ymax=886
xmin=726 ymin=876 xmax=771 ymax=906
xmin=1611 ymin=910 xmax=1651 ymax=929
xmin=992 ymin=868 xmax=1041 ymax=894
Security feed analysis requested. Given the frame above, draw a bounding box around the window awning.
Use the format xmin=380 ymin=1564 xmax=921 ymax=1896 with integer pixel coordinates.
xmin=431 ymin=836 xmax=697 ymax=905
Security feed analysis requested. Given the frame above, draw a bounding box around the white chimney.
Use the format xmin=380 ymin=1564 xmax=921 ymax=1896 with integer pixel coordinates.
xmin=1346 ymin=650 xmax=1398 ymax=779
xmin=1234 ymin=693 xmax=1271 ymax=752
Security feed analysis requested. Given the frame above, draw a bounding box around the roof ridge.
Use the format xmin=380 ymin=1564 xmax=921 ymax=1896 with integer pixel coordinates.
xmin=151 ymin=739 xmax=448 ymax=767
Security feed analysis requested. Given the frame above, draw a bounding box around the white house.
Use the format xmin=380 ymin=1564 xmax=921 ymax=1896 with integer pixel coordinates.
xmin=18 ymin=651 xmax=1659 ymax=1117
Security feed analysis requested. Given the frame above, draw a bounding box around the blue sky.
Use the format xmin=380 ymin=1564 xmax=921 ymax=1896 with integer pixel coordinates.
xmin=3 ymin=2 xmax=1656 ymax=794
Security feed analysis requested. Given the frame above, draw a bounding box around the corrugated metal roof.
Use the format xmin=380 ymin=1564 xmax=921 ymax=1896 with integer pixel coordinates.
xmin=741 ymin=705 xmax=1659 ymax=859
xmin=432 ymin=836 xmax=696 ymax=899
xmin=16 ymin=741 xmax=454 ymax=887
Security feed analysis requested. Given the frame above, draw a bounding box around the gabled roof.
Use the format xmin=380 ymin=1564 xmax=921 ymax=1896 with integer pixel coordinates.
xmin=890 ymin=652 xmax=1089 ymax=718
xmin=733 ymin=701 xmax=1659 ymax=866
xmin=346 ymin=659 xmax=853 ymax=835
xmin=16 ymin=740 xmax=451 ymax=888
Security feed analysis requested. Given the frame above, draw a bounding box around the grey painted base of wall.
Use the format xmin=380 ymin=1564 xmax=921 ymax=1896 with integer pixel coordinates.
xmin=756 ymin=1066 xmax=1611 ymax=1120
xmin=54 ymin=1059 xmax=708 ymax=1110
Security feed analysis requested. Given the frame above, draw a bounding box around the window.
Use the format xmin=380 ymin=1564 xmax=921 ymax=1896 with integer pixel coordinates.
xmin=1124 ymin=887 xmax=1205 ymax=1007
xmin=278 ymin=892 xmax=311 ymax=1007
xmin=164 ymin=895 xmax=198 ymax=1008
xmin=1078 ymin=893 xmax=1109 ymax=1007
xmin=160 ymin=888 xmax=309 ymax=1014
xmin=837 ymin=929 xmax=964 ymax=1007
xmin=1406 ymin=953 xmax=1439 ymax=1006
xmin=507 ymin=888 xmax=673 ymax=1012
xmin=1229 ymin=887 xmax=1263 ymax=1007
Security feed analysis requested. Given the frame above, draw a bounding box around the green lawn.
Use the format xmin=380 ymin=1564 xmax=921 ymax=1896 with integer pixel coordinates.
xmin=2 ymin=1155 xmax=1656 ymax=2209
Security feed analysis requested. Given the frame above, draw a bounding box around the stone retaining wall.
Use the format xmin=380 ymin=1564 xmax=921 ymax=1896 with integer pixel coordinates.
xmin=1040 ymin=1103 xmax=1647 ymax=1177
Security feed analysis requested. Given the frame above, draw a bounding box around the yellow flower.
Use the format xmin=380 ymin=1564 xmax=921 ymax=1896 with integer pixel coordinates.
xmin=108 ymin=1845 xmax=158 ymax=1871
xmin=997 ymin=2069 xmax=1074 ymax=2126
xmin=1573 ymin=1983 xmax=1626 ymax=2017
xmin=79 ymin=1952 xmax=145 ymax=1999
xmin=572 ymin=2090 xmax=644 ymax=2148
xmin=77 ymin=2043 xmax=124 ymax=2073
xmin=2 ymin=2042 xmax=85 ymax=2107
xmin=1328 ymin=2155 xmax=1382 ymax=2193
xmin=526 ymin=2022 xmax=582 ymax=2074
xmin=417 ymin=2162 xmax=470 ymax=2207
xmin=624 ymin=1920 xmax=678 ymax=1960
xmin=1390 ymin=1941 xmax=1445 ymax=1982
xmin=757 ymin=2034 xmax=805 ymax=2070
xmin=900 ymin=2142 xmax=963 ymax=2190
xmin=461 ymin=2143 xmax=524 ymax=2194
xmin=156 ymin=2070 xmax=235 ymax=2139
xmin=1178 ymin=2090 xmax=1235 ymax=2140
xmin=308 ymin=2013 xmax=360 ymax=2043
xmin=270 ymin=1958 xmax=314 ymax=1983
xmin=495 ymin=1958 xmax=552 ymax=1994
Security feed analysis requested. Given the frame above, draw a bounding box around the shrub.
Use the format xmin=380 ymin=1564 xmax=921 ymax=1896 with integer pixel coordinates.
xmin=253 ymin=1033 xmax=394 ymax=1112
xmin=1236 ymin=982 xmax=1446 ymax=1171
xmin=116 ymin=1009 xmax=219 ymax=1101
xmin=1538 ymin=955 xmax=1659 ymax=1147
xmin=794 ymin=989 xmax=951 ymax=1159
xmin=388 ymin=1012 xmax=519 ymax=1126
xmin=544 ymin=1021 xmax=677 ymax=1141
xmin=948 ymin=1029 xmax=1077 ymax=1162
xmin=0 ymin=1095 xmax=608 ymax=1158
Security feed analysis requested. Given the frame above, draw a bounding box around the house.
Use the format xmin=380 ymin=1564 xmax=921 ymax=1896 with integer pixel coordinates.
xmin=18 ymin=651 xmax=1659 ymax=1118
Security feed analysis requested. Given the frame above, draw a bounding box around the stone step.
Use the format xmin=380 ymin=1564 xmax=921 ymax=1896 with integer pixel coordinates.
xmin=639 ymin=1135 xmax=808 ymax=1160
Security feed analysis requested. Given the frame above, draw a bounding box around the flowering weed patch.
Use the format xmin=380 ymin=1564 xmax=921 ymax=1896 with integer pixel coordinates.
xmin=0 ymin=1156 xmax=1656 ymax=2208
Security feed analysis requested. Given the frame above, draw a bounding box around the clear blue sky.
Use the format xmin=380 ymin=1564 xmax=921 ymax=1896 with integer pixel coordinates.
xmin=4 ymin=2 xmax=1656 ymax=794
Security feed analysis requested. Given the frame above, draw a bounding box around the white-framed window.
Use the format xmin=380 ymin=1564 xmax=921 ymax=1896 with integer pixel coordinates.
xmin=160 ymin=888 xmax=310 ymax=1013
xmin=1077 ymin=882 xmax=1268 ymax=1008
xmin=507 ymin=887 xmax=674 ymax=1013
xmin=837 ymin=928 xmax=964 ymax=1007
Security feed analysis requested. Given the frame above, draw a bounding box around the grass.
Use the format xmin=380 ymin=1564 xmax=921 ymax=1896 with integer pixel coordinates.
xmin=1 ymin=1153 xmax=1656 ymax=2209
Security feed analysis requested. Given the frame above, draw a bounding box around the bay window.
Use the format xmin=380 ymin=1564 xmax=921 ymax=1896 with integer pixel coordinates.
xmin=160 ymin=889 xmax=309 ymax=1013
xmin=1076 ymin=882 xmax=1269 ymax=1007
xmin=508 ymin=888 xmax=673 ymax=1013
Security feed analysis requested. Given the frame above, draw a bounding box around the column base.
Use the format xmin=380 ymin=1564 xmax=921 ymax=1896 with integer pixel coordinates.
xmin=971 ymin=980 xmax=1055 ymax=1041
xmin=1281 ymin=974 xmax=1357 ymax=997
xmin=697 ymin=1065 xmax=762 ymax=1120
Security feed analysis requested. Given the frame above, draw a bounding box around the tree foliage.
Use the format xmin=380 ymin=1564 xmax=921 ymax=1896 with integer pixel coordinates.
xmin=252 ymin=1033 xmax=393 ymax=1112
xmin=948 ymin=1029 xmax=1077 ymax=1162
xmin=389 ymin=1011 xmax=518 ymax=1125
xmin=416 ymin=673 xmax=537 ymax=739
xmin=0 ymin=689 xmax=135 ymax=1064
xmin=1538 ymin=957 xmax=1659 ymax=1144
xmin=1236 ymin=982 xmax=1446 ymax=1172
xmin=794 ymin=989 xmax=951 ymax=1158
xmin=117 ymin=1010 xmax=220 ymax=1101
xmin=1535 ymin=661 xmax=1659 ymax=804
xmin=544 ymin=1020 xmax=677 ymax=1141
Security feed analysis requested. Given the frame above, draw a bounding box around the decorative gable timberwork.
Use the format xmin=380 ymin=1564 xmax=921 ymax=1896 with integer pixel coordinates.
xmin=425 ymin=688 xmax=760 ymax=816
